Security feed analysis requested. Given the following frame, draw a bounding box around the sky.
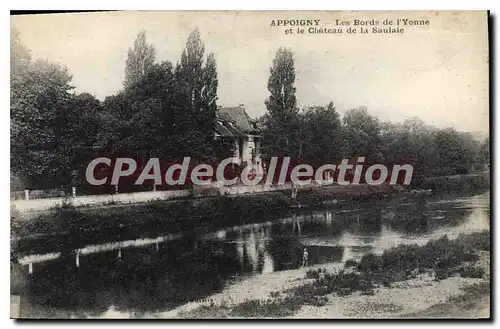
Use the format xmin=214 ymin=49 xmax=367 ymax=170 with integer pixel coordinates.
xmin=11 ymin=11 xmax=489 ymax=134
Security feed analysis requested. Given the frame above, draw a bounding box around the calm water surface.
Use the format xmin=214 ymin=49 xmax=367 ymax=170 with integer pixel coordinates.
xmin=12 ymin=192 xmax=490 ymax=318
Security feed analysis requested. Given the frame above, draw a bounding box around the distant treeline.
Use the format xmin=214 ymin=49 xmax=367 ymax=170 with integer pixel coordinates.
xmin=259 ymin=103 xmax=489 ymax=181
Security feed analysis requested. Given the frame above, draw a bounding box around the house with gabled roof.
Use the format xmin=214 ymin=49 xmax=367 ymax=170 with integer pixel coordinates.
xmin=215 ymin=105 xmax=262 ymax=166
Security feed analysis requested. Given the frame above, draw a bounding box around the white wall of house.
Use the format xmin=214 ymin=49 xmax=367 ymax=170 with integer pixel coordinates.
xmin=233 ymin=139 xmax=240 ymax=162
xmin=242 ymin=138 xmax=251 ymax=162
xmin=242 ymin=136 xmax=261 ymax=165
xmin=225 ymin=136 xmax=261 ymax=165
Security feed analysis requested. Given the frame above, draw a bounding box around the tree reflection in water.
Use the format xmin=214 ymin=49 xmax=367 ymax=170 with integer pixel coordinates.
xmin=15 ymin=193 xmax=489 ymax=318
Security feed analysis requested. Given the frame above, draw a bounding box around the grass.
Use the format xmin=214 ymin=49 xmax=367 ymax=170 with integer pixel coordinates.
xmin=403 ymin=280 xmax=490 ymax=319
xmin=458 ymin=265 xmax=485 ymax=279
xmin=230 ymin=299 xmax=301 ymax=318
xmin=11 ymin=185 xmax=406 ymax=252
xmin=180 ymin=289 xmax=328 ymax=318
xmin=295 ymin=185 xmax=396 ymax=206
xmin=418 ymin=173 xmax=489 ymax=194
xmin=318 ymin=231 xmax=489 ymax=293
xmin=11 ymin=181 xmax=413 ymax=241
xmin=445 ymin=281 xmax=490 ymax=312
xmin=448 ymin=281 xmax=490 ymax=303
xmin=343 ymin=301 xmax=404 ymax=316
xmin=11 ymin=193 xmax=293 ymax=240
xmin=13 ymin=173 xmax=490 ymax=242
xmin=177 ymin=304 xmax=230 ymax=319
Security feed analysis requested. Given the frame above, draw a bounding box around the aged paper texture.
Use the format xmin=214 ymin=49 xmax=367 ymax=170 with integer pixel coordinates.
xmin=11 ymin=11 xmax=490 ymax=319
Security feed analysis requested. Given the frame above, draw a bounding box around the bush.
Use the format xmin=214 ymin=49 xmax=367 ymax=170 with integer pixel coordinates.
xmin=456 ymin=231 xmax=490 ymax=252
xmin=230 ymin=299 xmax=295 ymax=318
xmin=290 ymin=283 xmax=330 ymax=304
xmin=420 ymin=174 xmax=489 ymax=194
xmin=458 ymin=265 xmax=485 ymax=279
xmin=435 ymin=268 xmax=454 ymax=280
xmin=10 ymin=205 xmax=22 ymax=236
xmin=305 ymin=268 xmax=326 ymax=280
xmin=314 ymin=270 xmax=366 ymax=296
xmin=358 ymin=253 xmax=382 ymax=272
xmin=462 ymin=281 xmax=490 ymax=295
xmin=448 ymin=281 xmax=490 ymax=303
xmin=344 ymin=259 xmax=358 ymax=268
xmin=381 ymin=233 xmax=482 ymax=276
xmin=382 ymin=244 xmax=421 ymax=272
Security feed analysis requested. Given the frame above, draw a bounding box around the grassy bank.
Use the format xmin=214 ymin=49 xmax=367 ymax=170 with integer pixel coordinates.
xmin=11 ymin=175 xmax=489 ymax=253
xmin=11 ymin=184 xmax=401 ymax=240
xmin=178 ymin=231 xmax=490 ymax=318
xmin=418 ymin=173 xmax=490 ymax=195
xmin=14 ymin=184 xmax=429 ymax=261
xmin=405 ymin=281 xmax=490 ymax=318
xmin=11 ymin=192 xmax=292 ymax=239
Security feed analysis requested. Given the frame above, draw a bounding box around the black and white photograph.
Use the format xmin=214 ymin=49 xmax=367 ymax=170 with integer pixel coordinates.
xmin=9 ymin=10 xmax=490 ymax=319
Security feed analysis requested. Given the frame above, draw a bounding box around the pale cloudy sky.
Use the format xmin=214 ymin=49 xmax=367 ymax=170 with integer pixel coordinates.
xmin=11 ymin=11 xmax=489 ymax=133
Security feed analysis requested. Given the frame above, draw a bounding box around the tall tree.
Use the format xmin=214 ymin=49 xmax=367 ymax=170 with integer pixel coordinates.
xmin=11 ymin=31 xmax=106 ymax=189
xmin=176 ymin=28 xmax=205 ymax=122
xmin=124 ymin=31 xmax=156 ymax=89
xmin=342 ymin=107 xmax=382 ymax=162
xmin=200 ymin=53 xmax=218 ymax=133
xmin=11 ymin=57 xmax=75 ymax=188
xmin=60 ymin=92 xmax=103 ymax=187
xmin=379 ymin=118 xmax=438 ymax=178
xmin=11 ymin=29 xmax=31 ymax=76
xmin=262 ymin=47 xmax=299 ymax=159
xmin=433 ymin=129 xmax=478 ymax=176
xmin=119 ymin=61 xmax=178 ymax=158
xmin=265 ymin=47 xmax=297 ymax=120
xmin=174 ymin=28 xmax=221 ymax=161
xmin=299 ymin=102 xmax=345 ymax=165
xmin=479 ymin=137 xmax=490 ymax=166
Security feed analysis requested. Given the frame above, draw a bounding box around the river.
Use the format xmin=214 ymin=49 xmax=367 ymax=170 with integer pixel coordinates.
xmin=11 ymin=191 xmax=490 ymax=318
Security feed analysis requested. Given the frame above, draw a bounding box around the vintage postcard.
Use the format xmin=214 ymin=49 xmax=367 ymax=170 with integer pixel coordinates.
xmin=10 ymin=11 xmax=490 ymax=319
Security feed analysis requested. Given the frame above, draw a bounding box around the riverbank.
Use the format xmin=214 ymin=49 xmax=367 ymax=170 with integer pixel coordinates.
xmin=12 ymin=184 xmax=490 ymax=258
xmin=12 ymin=183 xmax=401 ymax=240
xmin=11 ymin=171 xmax=489 ymax=216
xmin=10 ymin=194 xmax=490 ymax=319
xmin=158 ymin=231 xmax=490 ymax=319
xmin=12 ymin=183 xmax=399 ymax=215
xmin=11 ymin=171 xmax=489 ymax=242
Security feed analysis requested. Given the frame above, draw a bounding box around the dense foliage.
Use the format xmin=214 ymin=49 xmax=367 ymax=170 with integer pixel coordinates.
xmin=259 ymin=49 xmax=489 ymax=178
xmin=11 ymin=31 xmax=489 ymax=191
xmin=11 ymin=29 xmax=226 ymax=190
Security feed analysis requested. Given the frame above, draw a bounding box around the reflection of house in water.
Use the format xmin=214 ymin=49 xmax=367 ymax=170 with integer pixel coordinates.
xmin=231 ymin=214 xmax=349 ymax=272
xmin=325 ymin=212 xmax=333 ymax=230
xmin=292 ymin=213 xmax=302 ymax=237
xmin=233 ymin=224 xmax=274 ymax=274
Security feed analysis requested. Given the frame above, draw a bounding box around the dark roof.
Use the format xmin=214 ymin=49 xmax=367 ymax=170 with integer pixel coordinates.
xmin=215 ymin=120 xmax=245 ymax=138
xmin=216 ymin=106 xmax=260 ymax=137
